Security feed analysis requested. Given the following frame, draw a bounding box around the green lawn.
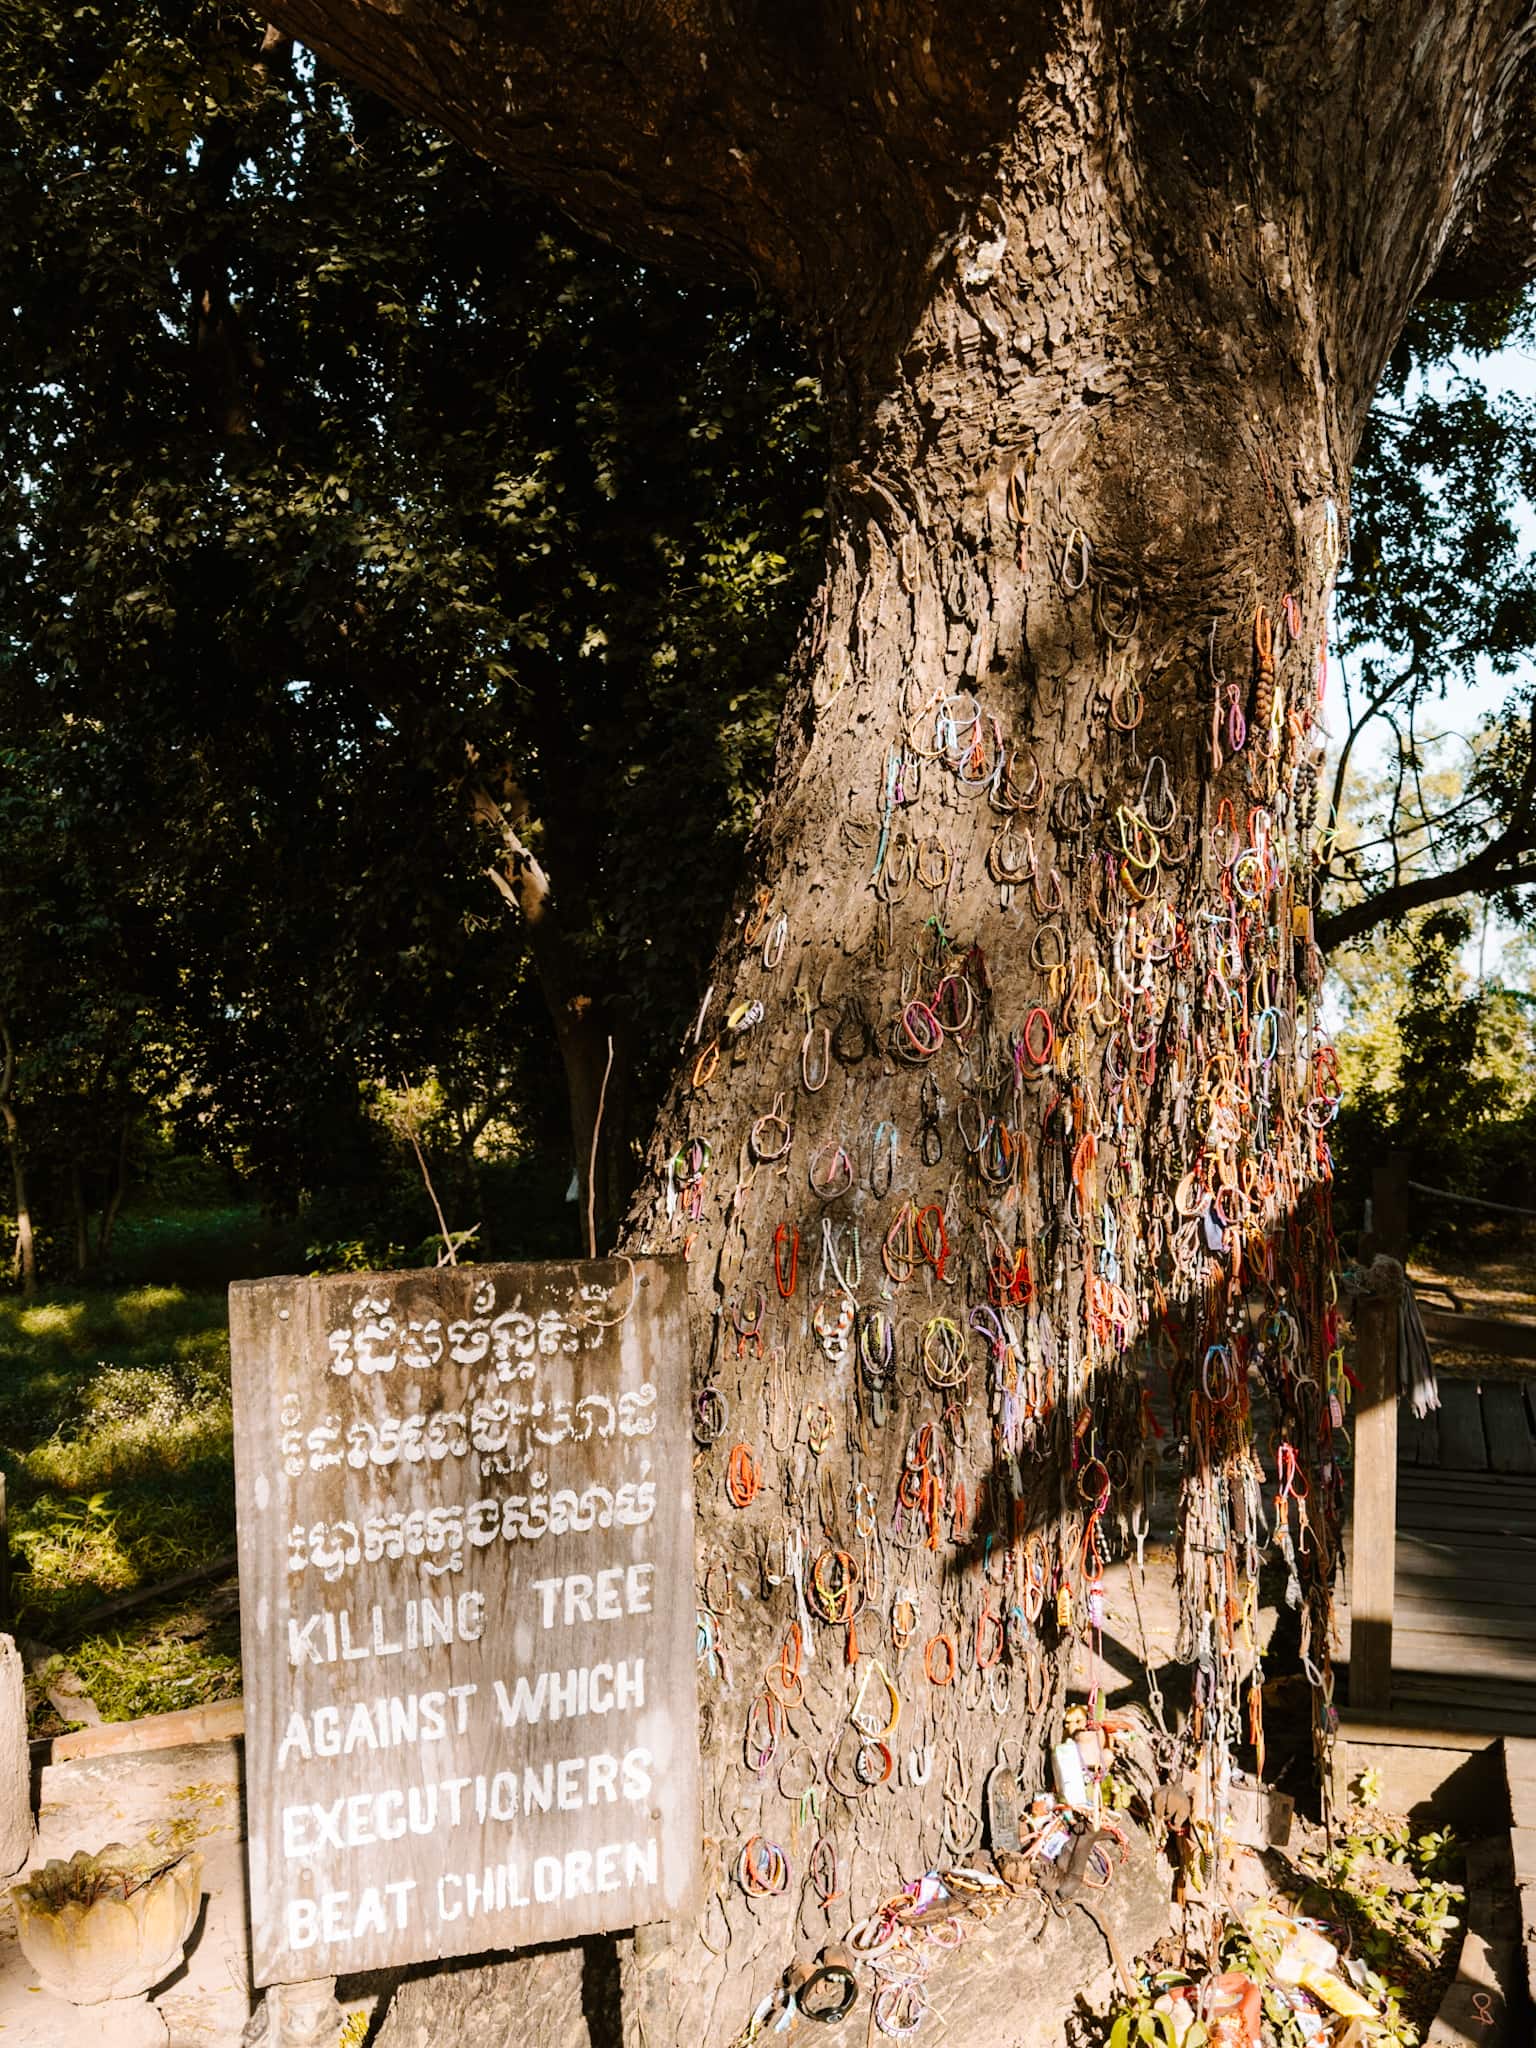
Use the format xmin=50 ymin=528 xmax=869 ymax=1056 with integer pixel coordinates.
xmin=0 ymin=1240 xmax=249 ymax=1731
xmin=0 ymin=1182 xmax=569 ymax=1733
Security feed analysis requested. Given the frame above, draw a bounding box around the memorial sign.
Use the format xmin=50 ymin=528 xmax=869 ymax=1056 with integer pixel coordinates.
xmin=230 ymin=1257 xmax=698 ymax=1986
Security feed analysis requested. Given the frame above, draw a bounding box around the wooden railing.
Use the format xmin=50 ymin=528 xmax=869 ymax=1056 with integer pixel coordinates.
xmin=1348 ymin=1160 xmax=1536 ymax=1713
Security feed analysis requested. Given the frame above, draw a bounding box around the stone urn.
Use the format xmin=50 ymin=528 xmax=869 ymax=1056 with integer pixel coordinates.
xmin=10 ymin=1840 xmax=204 ymax=2047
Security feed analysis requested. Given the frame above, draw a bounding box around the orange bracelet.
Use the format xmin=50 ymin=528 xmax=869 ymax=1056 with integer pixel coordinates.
xmin=924 ymin=1632 xmax=957 ymax=1685
xmin=726 ymin=1441 xmax=762 ymax=1507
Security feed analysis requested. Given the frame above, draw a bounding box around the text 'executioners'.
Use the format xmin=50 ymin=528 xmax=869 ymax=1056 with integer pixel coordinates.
xmin=273 ymin=1558 xmax=667 ymax=1959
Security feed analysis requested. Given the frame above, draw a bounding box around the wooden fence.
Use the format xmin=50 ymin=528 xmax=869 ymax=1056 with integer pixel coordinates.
xmin=1349 ymin=1162 xmax=1536 ymax=1713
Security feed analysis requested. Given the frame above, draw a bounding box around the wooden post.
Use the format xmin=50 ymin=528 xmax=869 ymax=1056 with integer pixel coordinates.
xmin=1370 ymin=1153 xmax=1410 ymax=1261
xmin=1350 ymin=1292 xmax=1398 ymax=1714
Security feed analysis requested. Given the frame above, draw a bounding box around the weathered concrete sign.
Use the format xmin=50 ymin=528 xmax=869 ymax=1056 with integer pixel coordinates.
xmin=230 ymin=1258 xmax=697 ymax=1986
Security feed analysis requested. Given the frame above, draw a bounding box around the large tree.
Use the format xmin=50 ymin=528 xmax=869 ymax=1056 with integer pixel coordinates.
xmin=263 ymin=1 xmax=1536 ymax=2041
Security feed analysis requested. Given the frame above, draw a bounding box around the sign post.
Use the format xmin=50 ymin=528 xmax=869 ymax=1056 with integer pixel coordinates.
xmin=230 ymin=1257 xmax=698 ymax=2008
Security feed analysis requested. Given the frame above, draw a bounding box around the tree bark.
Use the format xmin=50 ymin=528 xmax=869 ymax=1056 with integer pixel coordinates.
xmin=0 ymin=1019 xmax=36 ymax=1298
xmin=266 ymin=3 xmax=1536 ymax=2044
xmin=96 ymin=1111 xmax=131 ymax=1262
xmin=588 ymin=129 xmax=1351 ymax=2043
xmin=70 ymin=1164 xmax=89 ymax=1276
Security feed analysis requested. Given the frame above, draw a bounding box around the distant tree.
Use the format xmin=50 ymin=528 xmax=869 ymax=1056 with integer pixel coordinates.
xmin=0 ymin=3 xmax=824 ymax=1250
xmin=0 ymin=730 xmax=166 ymax=1283
xmin=1319 ymin=296 xmax=1536 ymax=950
xmin=1330 ymin=875 xmax=1536 ymax=1225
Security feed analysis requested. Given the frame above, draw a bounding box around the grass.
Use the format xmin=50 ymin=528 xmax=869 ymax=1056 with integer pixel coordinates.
xmin=0 ymin=1177 xmax=578 ymax=1733
xmin=0 ymin=1263 xmax=242 ymax=1734
xmin=17 ymin=1197 xmax=1498 ymax=1747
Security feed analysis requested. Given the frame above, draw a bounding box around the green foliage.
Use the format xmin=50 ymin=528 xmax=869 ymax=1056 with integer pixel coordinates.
xmin=1395 ymin=909 xmax=1489 ymax=1146
xmin=1102 ymin=1982 xmax=1207 ymax=2048
xmin=0 ymin=1180 xmax=582 ymax=1723
xmin=1287 ymin=1810 xmax=1464 ymax=2032
xmin=65 ymin=1608 xmax=243 ymax=1727
xmin=6 ymin=2 xmax=1526 ymax=1280
xmin=1329 ymin=885 xmax=1536 ymax=1232
xmin=1346 ymin=295 xmax=1536 ymax=701
xmin=0 ymin=1 xmax=824 ymax=1261
xmin=1089 ymin=1811 xmax=1461 ymax=2048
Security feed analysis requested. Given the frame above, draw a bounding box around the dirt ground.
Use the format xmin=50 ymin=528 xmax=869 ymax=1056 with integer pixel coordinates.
xmin=1411 ymin=1240 xmax=1536 ymax=1319
xmin=1408 ymin=1235 xmax=1536 ymax=1377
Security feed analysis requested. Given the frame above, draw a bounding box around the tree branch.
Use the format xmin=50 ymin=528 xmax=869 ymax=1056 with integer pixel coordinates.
xmin=466 ymin=774 xmax=552 ymax=928
xmin=1317 ymin=720 xmax=1536 ymax=950
xmin=1344 ymin=789 xmax=1494 ymax=858
xmin=1387 ymin=715 xmax=1409 ymax=894
xmin=1318 ymin=656 xmax=1423 ymax=889
xmin=1429 ymin=67 xmax=1536 ymax=296
xmin=261 ymin=0 xmax=1050 ymax=350
xmin=464 ymin=755 xmax=625 ymax=1235
xmin=461 ymin=1080 xmax=520 ymax=1152
xmin=1318 ymin=853 xmax=1536 ymax=949
xmin=262 ymin=0 xmax=1536 ymax=386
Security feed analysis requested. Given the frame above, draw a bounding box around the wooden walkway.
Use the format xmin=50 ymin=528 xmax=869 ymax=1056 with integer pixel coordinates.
xmin=1344 ymin=1378 xmax=1536 ymax=1728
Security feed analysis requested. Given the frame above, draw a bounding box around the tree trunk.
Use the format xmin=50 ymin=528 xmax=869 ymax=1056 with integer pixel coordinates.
xmin=3 ymin=1134 xmax=34 ymax=1300
xmin=0 ymin=1019 xmax=36 ymax=1299
xmin=96 ymin=1112 xmax=131 ymax=1262
xmin=600 ymin=205 xmax=1351 ymax=2048
xmin=70 ymin=1164 xmax=89 ymax=1276
xmin=270 ymin=3 xmax=1536 ymax=2043
xmin=384 ymin=43 xmax=1348 ymax=2048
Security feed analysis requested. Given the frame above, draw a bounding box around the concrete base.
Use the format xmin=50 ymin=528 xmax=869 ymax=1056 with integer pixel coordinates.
xmin=0 ymin=1740 xmax=252 ymax=2048
xmin=0 ymin=1737 xmax=379 ymax=2048
xmin=1333 ymin=1711 xmax=1509 ymax=1831
xmin=1501 ymin=1740 xmax=1536 ymax=2020
xmin=0 ymin=1637 xmax=32 ymax=1877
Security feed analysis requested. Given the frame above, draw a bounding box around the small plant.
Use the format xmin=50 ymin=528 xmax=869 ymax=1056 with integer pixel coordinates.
xmin=1088 ymin=1808 xmax=1463 ymax=2048
xmin=1288 ymin=1808 xmax=1465 ymax=2037
xmin=20 ymin=1841 xmax=187 ymax=1912
xmin=371 ymin=1077 xmax=473 ymax=1265
xmin=304 ymin=1234 xmax=407 ymax=1274
xmin=1354 ymin=1765 xmax=1384 ymax=1807
xmin=1103 ymin=1976 xmax=1209 ymax=2048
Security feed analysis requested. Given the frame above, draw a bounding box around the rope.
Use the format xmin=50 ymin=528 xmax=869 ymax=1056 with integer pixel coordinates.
xmin=1407 ymin=1180 xmax=1536 ymax=1221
